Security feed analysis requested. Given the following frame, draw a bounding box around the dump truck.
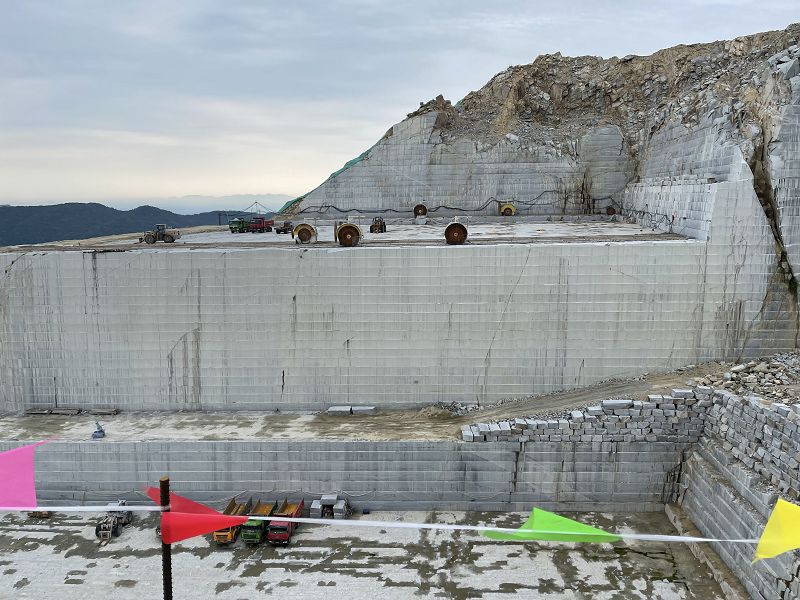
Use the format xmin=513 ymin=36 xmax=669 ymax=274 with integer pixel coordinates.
xmin=140 ymin=224 xmax=181 ymax=244
xmin=240 ymin=500 xmax=277 ymax=545
xmin=248 ymin=216 xmax=274 ymax=233
xmin=274 ymin=221 xmax=293 ymax=234
xmin=228 ymin=218 xmax=249 ymax=233
xmin=212 ymin=496 xmax=252 ymax=544
xmin=267 ymin=498 xmax=304 ymax=545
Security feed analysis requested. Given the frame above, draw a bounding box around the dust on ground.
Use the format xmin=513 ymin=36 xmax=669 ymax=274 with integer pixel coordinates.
xmin=0 ymin=510 xmax=725 ymax=600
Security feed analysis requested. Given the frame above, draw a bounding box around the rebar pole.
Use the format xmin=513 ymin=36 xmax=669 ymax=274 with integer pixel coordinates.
xmin=159 ymin=476 xmax=172 ymax=600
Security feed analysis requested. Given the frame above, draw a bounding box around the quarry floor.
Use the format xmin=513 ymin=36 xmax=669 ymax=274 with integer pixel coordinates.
xmin=2 ymin=218 xmax=684 ymax=252
xmin=0 ymin=362 xmax=732 ymax=442
xmin=0 ymin=510 xmax=725 ymax=599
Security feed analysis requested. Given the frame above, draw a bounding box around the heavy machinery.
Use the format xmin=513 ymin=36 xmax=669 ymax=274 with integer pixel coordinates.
xmin=275 ymin=221 xmax=293 ymax=234
xmin=95 ymin=500 xmax=133 ymax=543
xmin=240 ymin=500 xmax=277 ymax=545
xmin=248 ymin=216 xmax=274 ymax=233
xmin=498 ymin=202 xmax=517 ymax=216
xmin=369 ymin=217 xmax=387 ymax=233
xmin=140 ymin=224 xmax=181 ymax=244
xmin=444 ymin=220 xmax=468 ymax=245
xmin=335 ymin=222 xmax=362 ymax=247
xmin=267 ymin=498 xmax=304 ymax=545
xmin=212 ymin=496 xmax=252 ymax=544
xmin=310 ymin=494 xmax=351 ymax=520
xmin=292 ymin=223 xmax=318 ymax=244
xmin=228 ymin=218 xmax=249 ymax=233
xmin=413 ymin=203 xmax=428 ymax=217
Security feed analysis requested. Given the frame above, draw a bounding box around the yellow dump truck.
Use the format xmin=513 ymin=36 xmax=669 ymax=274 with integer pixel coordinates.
xmin=211 ymin=496 xmax=252 ymax=544
xmin=240 ymin=500 xmax=277 ymax=545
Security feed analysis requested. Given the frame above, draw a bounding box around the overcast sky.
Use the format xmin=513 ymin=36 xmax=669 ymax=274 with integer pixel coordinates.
xmin=0 ymin=1 xmax=797 ymax=212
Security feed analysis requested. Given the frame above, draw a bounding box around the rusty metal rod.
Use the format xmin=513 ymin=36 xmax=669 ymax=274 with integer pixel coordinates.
xmin=159 ymin=476 xmax=172 ymax=600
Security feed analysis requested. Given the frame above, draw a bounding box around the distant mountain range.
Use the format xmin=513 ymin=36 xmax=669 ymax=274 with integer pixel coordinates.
xmin=0 ymin=203 xmax=262 ymax=246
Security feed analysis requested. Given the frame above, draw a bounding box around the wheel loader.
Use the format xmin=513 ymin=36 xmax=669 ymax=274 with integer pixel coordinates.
xmin=140 ymin=224 xmax=181 ymax=244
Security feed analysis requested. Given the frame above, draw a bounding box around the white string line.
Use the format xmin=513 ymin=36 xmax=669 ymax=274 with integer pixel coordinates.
xmin=241 ymin=516 xmax=760 ymax=545
xmin=0 ymin=508 xmax=760 ymax=544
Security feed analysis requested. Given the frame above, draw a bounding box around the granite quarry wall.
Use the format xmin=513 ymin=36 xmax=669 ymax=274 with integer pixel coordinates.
xmin=3 ymin=385 xmax=798 ymax=597
xmin=0 ymin=234 xmax=787 ymax=413
xmin=462 ymin=387 xmax=800 ymax=600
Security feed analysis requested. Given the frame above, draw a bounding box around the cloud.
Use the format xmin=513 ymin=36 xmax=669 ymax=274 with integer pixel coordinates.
xmin=0 ymin=1 xmax=796 ymax=207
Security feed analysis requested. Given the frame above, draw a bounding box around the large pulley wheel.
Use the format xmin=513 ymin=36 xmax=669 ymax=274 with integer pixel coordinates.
xmin=444 ymin=222 xmax=468 ymax=245
xmin=413 ymin=204 xmax=428 ymax=217
xmin=293 ymin=223 xmax=317 ymax=244
xmin=337 ymin=224 xmax=361 ymax=247
xmin=499 ymin=202 xmax=516 ymax=216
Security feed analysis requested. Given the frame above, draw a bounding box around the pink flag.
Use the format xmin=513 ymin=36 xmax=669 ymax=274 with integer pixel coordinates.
xmin=0 ymin=441 xmax=47 ymax=508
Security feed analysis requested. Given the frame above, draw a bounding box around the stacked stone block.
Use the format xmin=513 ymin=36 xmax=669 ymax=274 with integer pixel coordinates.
xmin=461 ymin=389 xmax=710 ymax=445
xmin=681 ymin=390 xmax=800 ymax=599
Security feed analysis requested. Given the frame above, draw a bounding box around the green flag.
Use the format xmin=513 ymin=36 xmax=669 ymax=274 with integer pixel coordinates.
xmin=484 ymin=508 xmax=621 ymax=543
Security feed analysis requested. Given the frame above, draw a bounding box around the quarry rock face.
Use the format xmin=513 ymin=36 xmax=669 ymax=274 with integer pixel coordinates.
xmin=2 ymin=26 xmax=800 ymax=412
xmin=292 ymin=23 xmax=800 ymax=353
xmin=294 ymin=24 xmax=799 ymax=222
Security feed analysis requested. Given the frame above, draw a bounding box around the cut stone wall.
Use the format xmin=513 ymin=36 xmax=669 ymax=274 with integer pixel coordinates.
xmin=680 ymin=391 xmax=800 ymax=600
xmin=296 ymin=114 xmax=629 ymax=217
xmin=462 ymin=386 xmax=800 ymax=599
xmin=1 ymin=237 xmax=786 ymax=412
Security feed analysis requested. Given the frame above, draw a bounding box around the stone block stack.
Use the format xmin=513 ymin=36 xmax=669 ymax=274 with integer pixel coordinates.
xmin=461 ymin=388 xmax=710 ymax=445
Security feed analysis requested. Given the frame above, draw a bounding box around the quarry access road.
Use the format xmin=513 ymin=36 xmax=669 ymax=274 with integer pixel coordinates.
xmin=0 ymin=363 xmax=728 ymax=443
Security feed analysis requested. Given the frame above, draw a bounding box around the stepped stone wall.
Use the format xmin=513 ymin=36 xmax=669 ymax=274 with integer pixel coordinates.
xmin=2 ymin=385 xmax=799 ymax=597
xmin=681 ymin=392 xmax=800 ymax=600
xmin=463 ymin=387 xmax=800 ymax=600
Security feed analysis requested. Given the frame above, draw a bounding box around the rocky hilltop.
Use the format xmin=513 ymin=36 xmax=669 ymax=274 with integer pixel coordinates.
xmin=289 ymin=23 xmax=798 ymax=216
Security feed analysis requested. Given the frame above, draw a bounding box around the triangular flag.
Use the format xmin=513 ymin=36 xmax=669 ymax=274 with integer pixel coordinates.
xmin=145 ymin=487 xmax=219 ymax=515
xmin=484 ymin=508 xmax=621 ymax=543
xmin=754 ymin=498 xmax=800 ymax=561
xmin=0 ymin=441 xmax=48 ymax=508
xmin=160 ymin=511 xmax=248 ymax=544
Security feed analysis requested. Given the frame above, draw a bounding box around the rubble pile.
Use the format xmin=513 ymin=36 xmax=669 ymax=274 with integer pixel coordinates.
xmin=690 ymin=352 xmax=800 ymax=402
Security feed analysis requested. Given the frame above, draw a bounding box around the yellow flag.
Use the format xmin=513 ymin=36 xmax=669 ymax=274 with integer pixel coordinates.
xmin=754 ymin=498 xmax=800 ymax=561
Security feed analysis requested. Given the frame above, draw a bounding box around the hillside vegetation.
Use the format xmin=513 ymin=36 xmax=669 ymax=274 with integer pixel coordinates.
xmin=0 ymin=203 xmax=234 ymax=246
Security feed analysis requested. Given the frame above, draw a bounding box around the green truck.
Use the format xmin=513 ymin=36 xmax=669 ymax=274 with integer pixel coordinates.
xmin=228 ymin=218 xmax=249 ymax=233
xmin=240 ymin=500 xmax=277 ymax=545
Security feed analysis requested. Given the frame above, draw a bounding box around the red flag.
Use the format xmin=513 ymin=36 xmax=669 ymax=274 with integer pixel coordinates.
xmin=160 ymin=511 xmax=247 ymax=544
xmin=145 ymin=487 xmax=219 ymax=515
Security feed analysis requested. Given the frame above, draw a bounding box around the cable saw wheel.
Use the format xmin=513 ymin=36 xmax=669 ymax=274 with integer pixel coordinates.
xmin=444 ymin=222 xmax=468 ymax=245
xmin=413 ymin=203 xmax=428 ymax=217
xmin=292 ymin=223 xmax=317 ymax=244
xmin=337 ymin=223 xmax=361 ymax=247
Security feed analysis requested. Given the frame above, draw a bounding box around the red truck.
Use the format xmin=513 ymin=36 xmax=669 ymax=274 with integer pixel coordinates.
xmin=267 ymin=499 xmax=304 ymax=545
xmin=248 ymin=216 xmax=274 ymax=233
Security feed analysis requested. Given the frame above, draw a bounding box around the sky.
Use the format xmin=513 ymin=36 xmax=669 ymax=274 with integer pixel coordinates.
xmin=0 ymin=1 xmax=797 ymax=213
